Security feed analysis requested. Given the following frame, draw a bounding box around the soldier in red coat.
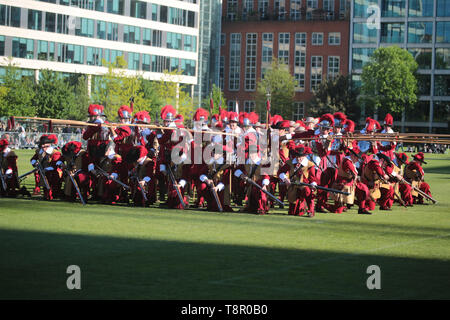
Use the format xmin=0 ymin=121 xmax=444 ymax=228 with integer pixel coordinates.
xmin=60 ymin=141 xmax=91 ymax=202
xmin=124 ymin=145 xmax=155 ymax=207
xmin=0 ymin=137 xmax=19 ymax=197
xmin=404 ymin=152 xmax=431 ymax=204
xmin=278 ymin=145 xmax=319 ymax=217
xmin=30 ymin=134 xmax=63 ymax=200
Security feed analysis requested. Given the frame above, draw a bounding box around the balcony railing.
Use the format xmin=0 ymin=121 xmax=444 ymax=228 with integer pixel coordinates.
xmin=223 ymin=8 xmax=350 ymax=23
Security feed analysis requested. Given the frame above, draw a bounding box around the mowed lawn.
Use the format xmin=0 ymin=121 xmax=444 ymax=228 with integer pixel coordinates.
xmin=0 ymin=149 xmax=449 ymax=299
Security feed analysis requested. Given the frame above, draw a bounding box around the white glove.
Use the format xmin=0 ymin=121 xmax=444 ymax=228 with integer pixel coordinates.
xmin=216 ymin=183 xmax=225 ymax=192
xmin=31 ymin=159 xmax=37 ymax=166
xmin=88 ymin=163 xmax=95 ymax=172
xmin=234 ymin=169 xmax=243 ymax=178
xmin=110 ymin=173 xmax=118 ymax=180
xmin=199 ymin=174 xmax=208 ymax=182
xmin=160 ymin=164 xmax=166 ymax=172
xmin=179 ymin=179 xmax=186 ymax=188
xmin=143 ymin=176 xmax=151 ymax=183
xmin=262 ymin=179 xmax=270 ymax=186
xmin=45 ymin=166 xmax=54 ymax=171
xmin=5 ymin=169 xmax=13 ymax=175
xmin=56 ymin=161 xmax=63 ymax=167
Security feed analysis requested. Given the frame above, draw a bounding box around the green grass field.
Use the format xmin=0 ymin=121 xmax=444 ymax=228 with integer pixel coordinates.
xmin=1 ymin=150 xmax=449 ymax=299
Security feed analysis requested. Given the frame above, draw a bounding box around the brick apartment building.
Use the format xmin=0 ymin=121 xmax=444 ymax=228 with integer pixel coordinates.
xmin=220 ymin=0 xmax=350 ymax=120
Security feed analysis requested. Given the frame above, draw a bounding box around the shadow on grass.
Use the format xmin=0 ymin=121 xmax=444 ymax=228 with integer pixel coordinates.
xmin=0 ymin=228 xmax=449 ymax=300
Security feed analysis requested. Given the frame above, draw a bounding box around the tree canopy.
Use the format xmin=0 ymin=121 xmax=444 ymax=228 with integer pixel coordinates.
xmin=361 ymin=46 xmax=418 ymax=115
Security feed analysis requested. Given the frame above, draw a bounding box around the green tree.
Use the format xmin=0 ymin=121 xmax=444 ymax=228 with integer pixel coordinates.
xmin=91 ymin=56 xmax=149 ymax=120
xmin=0 ymin=62 xmax=35 ymax=117
xmin=361 ymin=46 xmax=418 ymax=117
xmin=33 ymin=70 xmax=80 ymax=119
xmin=153 ymin=70 xmax=194 ymax=122
xmin=201 ymin=84 xmax=227 ymax=115
xmin=307 ymin=75 xmax=360 ymax=119
xmin=255 ymin=59 xmax=295 ymax=119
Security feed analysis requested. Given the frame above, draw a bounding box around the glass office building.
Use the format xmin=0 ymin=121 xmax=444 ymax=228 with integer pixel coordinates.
xmin=0 ymin=0 xmax=200 ymax=93
xmin=350 ymin=0 xmax=450 ymax=133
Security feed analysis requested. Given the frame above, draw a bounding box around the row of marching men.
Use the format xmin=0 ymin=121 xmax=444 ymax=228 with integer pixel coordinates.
xmin=0 ymin=105 xmax=434 ymax=217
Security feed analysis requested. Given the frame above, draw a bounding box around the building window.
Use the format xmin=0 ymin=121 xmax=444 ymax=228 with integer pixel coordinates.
xmin=381 ymin=0 xmax=406 ymax=17
xmin=245 ymin=33 xmax=257 ymax=91
xmin=353 ymin=23 xmax=377 ymax=43
xmin=408 ymin=48 xmax=432 ymax=69
xmin=142 ymin=54 xmax=151 ymax=71
xmin=124 ymin=25 xmax=141 ymax=44
xmin=436 ymin=22 xmax=450 ymax=43
xmin=262 ymin=33 xmax=273 ymax=63
xmin=258 ymin=0 xmax=269 ymax=19
xmin=244 ymin=101 xmax=256 ymax=113
xmin=381 ymin=22 xmax=405 ymax=43
xmin=311 ymin=56 xmax=323 ymax=91
xmin=436 ymin=48 xmax=450 ymax=70
xmin=87 ymin=47 xmax=102 ymax=66
xmin=229 ymin=33 xmax=241 ymax=91
xmin=184 ymin=35 xmax=196 ymax=52
xmin=0 ymin=35 xmax=5 ymax=56
xmin=352 ymin=48 xmax=375 ymax=70
xmin=227 ymin=100 xmax=236 ymax=112
xmin=323 ymin=0 xmax=335 ymax=20
xmin=221 ymin=33 xmax=226 ymax=46
xmin=130 ymin=0 xmax=147 ymax=19
xmin=59 ymin=43 xmax=84 ymax=64
xmin=143 ymin=28 xmax=151 ymax=46
xmin=434 ymin=75 xmax=450 ymax=96
xmin=227 ymin=0 xmax=238 ymax=20
xmin=167 ymin=32 xmax=182 ymax=50
xmin=128 ymin=52 xmax=140 ymax=70
xmin=328 ymin=32 xmax=341 ymax=45
xmin=328 ymin=56 xmax=340 ymax=80
xmin=409 ymin=0 xmax=434 ymax=17
xmin=294 ymin=51 xmax=306 ymax=68
xmin=28 ymin=9 xmax=42 ymax=31
xmin=274 ymin=0 xmax=287 ymax=20
xmin=76 ymin=18 xmax=94 ymax=38
xmin=278 ymin=32 xmax=290 ymax=64
xmin=107 ymin=22 xmax=119 ymax=41
xmin=294 ymin=73 xmax=305 ymax=91
xmin=408 ymin=22 xmax=433 ymax=43
xmin=295 ymin=32 xmax=307 ymax=46
xmin=437 ymin=0 xmax=450 ymax=17
xmin=107 ymin=0 xmax=124 ymax=15
xmin=312 ymin=33 xmax=323 ymax=45
xmin=45 ymin=12 xmax=56 ymax=32
xmin=181 ymin=59 xmax=195 ymax=76
xmin=293 ymin=102 xmax=305 ymax=120
xmin=12 ymin=38 xmax=34 ymax=59
xmin=290 ymin=0 xmax=302 ymax=21
xmin=354 ymin=0 xmax=378 ymax=18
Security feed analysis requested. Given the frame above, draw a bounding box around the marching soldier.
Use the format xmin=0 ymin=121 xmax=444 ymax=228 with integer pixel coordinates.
xmin=0 ymin=137 xmax=19 ymax=197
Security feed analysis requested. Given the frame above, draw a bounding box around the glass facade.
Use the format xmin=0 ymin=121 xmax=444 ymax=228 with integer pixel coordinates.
xmin=352 ymin=48 xmax=375 ymax=69
xmin=381 ymin=23 xmax=405 ymax=43
xmin=437 ymin=0 xmax=450 ymax=17
xmin=381 ymin=0 xmax=406 ymax=17
xmin=353 ymin=23 xmax=377 ymax=44
xmin=354 ymin=0 xmax=378 ymax=18
xmin=409 ymin=0 xmax=434 ymax=17
xmin=436 ymin=22 xmax=450 ymax=43
xmin=408 ymin=22 xmax=433 ymax=43
xmin=408 ymin=48 xmax=432 ymax=69
xmin=436 ymin=48 xmax=450 ymax=69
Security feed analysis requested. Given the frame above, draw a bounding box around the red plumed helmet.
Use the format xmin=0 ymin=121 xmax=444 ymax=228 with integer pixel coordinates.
xmin=248 ymin=112 xmax=259 ymax=125
xmin=88 ymin=104 xmax=105 ymax=116
xmin=175 ymin=114 xmax=184 ymax=123
xmin=333 ymin=112 xmax=347 ymax=127
xmin=47 ymin=134 xmax=58 ymax=145
xmin=270 ymin=115 xmax=283 ymax=126
xmin=0 ymin=139 xmax=8 ymax=152
xmin=118 ymin=105 xmax=132 ymax=119
xmin=292 ymin=145 xmax=312 ymax=157
xmin=228 ymin=111 xmax=239 ymax=122
xmin=133 ymin=111 xmax=151 ymax=124
xmin=384 ymin=113 xmax=394 ymax=126
xmin=220 ymin=109 xmax=229 ymax=122
xmin=193 ymin=108 xmax=209 ymax=122
xmin=365 ymin=118 xmax=381 ymax=132
xmin=343 ymin=119 xmax=355 ymax=133
xmin=62 ymin=141 xmax=82 ymax=157
xmin=239 ymin=112 xmax=250 ymax=126
xmin=319 ymin=113 xmax=334 ymax=128
xmin=280 ymin=120 xmax=291 ymax=129
xmin=161 ymin=105 xmax=176 ymax=121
